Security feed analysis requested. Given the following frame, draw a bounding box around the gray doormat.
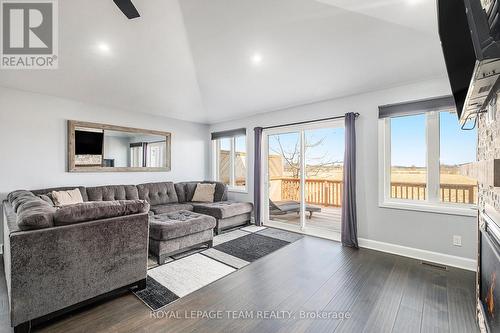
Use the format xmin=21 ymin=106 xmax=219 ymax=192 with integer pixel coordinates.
xmin=214 ymin=233 xmax=289 ymax=262
xmin=134 ymin=226 xmax=303 ymax=311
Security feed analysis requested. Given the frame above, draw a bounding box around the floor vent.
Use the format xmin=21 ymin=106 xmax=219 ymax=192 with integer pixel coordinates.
xmin=421 ymin=261 xmax=448 ymax=270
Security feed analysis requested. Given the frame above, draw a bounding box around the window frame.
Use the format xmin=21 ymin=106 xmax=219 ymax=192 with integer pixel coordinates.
xmin=212 ymin=134 xmax=248 ymax=193
xmin=378 ymin=110 xmax=477 ymax=217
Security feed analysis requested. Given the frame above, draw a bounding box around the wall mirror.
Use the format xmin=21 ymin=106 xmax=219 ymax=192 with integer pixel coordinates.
xmin=68 ymin=120 xmax=171 ymax=172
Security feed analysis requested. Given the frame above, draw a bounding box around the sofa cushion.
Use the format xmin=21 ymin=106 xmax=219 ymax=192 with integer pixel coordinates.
xmin=192 ymin=201 xmax=253 ymax=219
xmin=137 ymin=182 xmax=178 ymax=206
xmin=37 ymin=194 xmax=54 ymax=205
xmin=17 ymin=206 xmax=56 ymax=230
xmin=174 ymin=183 xmax=188 ymax=203
xmin=184 ymin=183 xmax=198 ymax=202
xmin=51 ymin=188 xmax=84 ymax=206
xmin=8 ymin=190 xmax=37 ymax=212
xmin=191 ymin=183 xmax=216 ymax=203
xmin=149 ymin=210 xmax=216 ymax=241
xmin=32 ymin=186 xmax=89 ymax=202
xmin=7 ymin=191 xmax=56 ymax=230
xmin=53 ymin=200 xmax=150 ymax=226
xmin=175 ymin=181 xmax=227 ymax=203
xmin=86 ymin=185 xmax=139 ymax=201
xmin=150 ymin=203 xmax=194 ymax=215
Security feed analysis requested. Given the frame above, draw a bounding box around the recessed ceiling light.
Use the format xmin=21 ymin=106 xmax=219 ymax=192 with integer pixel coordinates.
xmin=251 ymin=53 xmax=263 ymax=65
xmin=96 ymin=42 xmax=111 ymax=55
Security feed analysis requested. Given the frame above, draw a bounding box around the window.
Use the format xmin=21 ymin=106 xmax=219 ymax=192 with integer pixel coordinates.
xmin=379 ymin=97 xmax=477 ymax=215
xmin=217 ymin=138 xmax=231 ymax=185
xmin=129 ymin=142 xmax=166 ymax=168
xmin=212 ymin=129 xmax=247 ymax=191
xmin=234 ymin=135 xmax=247 ymax=188
xmin=147 ymin=142 xmax=166 ymax=168
xmin=390 ymin=114 xmax=427 ymax=201
xmin=439 ymin=111 xmax=477 ymax=205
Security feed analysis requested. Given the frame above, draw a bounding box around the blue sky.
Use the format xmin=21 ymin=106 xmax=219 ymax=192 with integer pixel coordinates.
xmin=268 ymin=128 xmax=345 ymax=165
xmin=264 ymin=111 xmax=476 ymax=167
xmin=391 ymin=112 xmax=476 ymax=167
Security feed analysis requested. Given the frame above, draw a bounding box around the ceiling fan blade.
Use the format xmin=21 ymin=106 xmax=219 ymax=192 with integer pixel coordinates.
xmin=113 ymin=0 xmax=140 ymax=19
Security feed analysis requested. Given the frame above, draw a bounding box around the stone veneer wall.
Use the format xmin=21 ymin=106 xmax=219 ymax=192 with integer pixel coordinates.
xmin=477 ymin=95 xmax=500 ymax=210
xmin=475 ymin=93 xmax=500 ymax=333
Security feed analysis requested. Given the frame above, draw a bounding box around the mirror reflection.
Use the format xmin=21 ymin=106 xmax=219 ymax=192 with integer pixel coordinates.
xmin=69 ymin=121 xmax=171 ymax=172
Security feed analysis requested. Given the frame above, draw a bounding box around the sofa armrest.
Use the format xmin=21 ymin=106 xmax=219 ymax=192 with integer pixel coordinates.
xmin=6 ymin=212 xmax=149 ymax=326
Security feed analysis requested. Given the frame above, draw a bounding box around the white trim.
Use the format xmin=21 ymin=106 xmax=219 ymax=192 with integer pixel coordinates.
xmin=229 ymin=138 xmax=236 ymax=187
xmin=212 ymin=140 xmax=219 ymax=181
xmin=427 ymin=111 xmax=439 ymax=202
xmin=378 ymin=118 xmax=391 ymax=206
xmin=264 ymin=220 xmax=341 ymax=242
xmin=227 ymin=188 xmax=248 ymax=194
xmin=262 ymin=134 xmax=269 ymax=224
xmin=263 ymin=118 xmax=344 ymax=136
xmin=379 ymin=201 xmax=478 ymax=217
xmin=299 ymin=130 xmax=306 ymax=230
xmin=358 ymin=237 xmax=477 ymax=271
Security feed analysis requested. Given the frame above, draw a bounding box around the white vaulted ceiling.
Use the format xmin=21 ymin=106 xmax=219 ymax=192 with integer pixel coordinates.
xmin=0 ymin=0 xmax=447 ymax=123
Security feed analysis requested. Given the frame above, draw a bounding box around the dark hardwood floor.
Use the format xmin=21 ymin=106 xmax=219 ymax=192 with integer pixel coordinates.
xmin=0 ymin=236 xmax=478 ymax=333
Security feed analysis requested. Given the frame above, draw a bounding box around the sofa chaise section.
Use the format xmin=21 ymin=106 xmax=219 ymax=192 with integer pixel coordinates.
xmin=175 ymin=181 xmax=253 ymax=234
xmin=191 ymin=201 xmax=253 ymax=234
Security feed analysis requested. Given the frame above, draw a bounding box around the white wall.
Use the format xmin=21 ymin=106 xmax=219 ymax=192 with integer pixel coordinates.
xmin=209 ymin=77 xmax=477 ymax=263
xmin=0 ymin=86 xmax=210 ymax=196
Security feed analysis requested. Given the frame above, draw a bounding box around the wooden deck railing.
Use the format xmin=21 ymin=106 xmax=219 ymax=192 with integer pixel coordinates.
xmin=276 ymin=178 xmax=477 ymax=206
xmin=278 ymin=178 xmax=344 ymax=207
xmin=391 ymin=182 xmax=477 ymax=204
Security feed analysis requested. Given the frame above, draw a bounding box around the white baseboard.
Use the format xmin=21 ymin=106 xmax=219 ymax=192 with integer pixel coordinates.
xmin=358 ymin=238 xmax=476 ymax=271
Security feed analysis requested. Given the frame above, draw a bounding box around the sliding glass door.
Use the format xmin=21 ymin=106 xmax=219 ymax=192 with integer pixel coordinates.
xmin=263 ymin=120 xmax=344 ymax=236
xmin=304 ymin=127 xmax=344 ymax=232
xmin=266 ymin=131 xmax=303 ymax=227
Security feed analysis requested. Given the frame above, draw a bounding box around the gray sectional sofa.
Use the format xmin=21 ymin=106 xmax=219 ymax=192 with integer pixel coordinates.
xmin=2 ymin=180 xmax=253 ymax=332
xmin=3 ymin=188 xmax=150 ymax=333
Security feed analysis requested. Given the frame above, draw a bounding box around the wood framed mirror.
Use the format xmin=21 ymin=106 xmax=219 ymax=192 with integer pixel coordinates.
xmin=68 ymin=120 xmax=171 ymax=172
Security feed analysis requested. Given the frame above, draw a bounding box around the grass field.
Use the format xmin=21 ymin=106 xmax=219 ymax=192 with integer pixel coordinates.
xmin=391 ymin=169 xmax=477 ymax=185
xmin=284 ymin=166 xmax=477 ymax=185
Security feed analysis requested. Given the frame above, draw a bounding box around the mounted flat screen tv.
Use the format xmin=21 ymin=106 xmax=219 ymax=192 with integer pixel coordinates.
xmin=75 ymin=130 xmax=103 ymax=155
xmin=438 ymin=0 xmax=477 ymax=120
xmin=439 ymin=0 xmax=500 ymax=122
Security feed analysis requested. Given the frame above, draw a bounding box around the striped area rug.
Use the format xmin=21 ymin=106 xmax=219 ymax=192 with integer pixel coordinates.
xmin=134 ymin=226 xmax=303 ymax=311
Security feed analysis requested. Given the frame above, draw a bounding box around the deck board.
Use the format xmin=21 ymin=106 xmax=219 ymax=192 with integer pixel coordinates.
xmin=270 ymin=206 xmax=341 ymax=231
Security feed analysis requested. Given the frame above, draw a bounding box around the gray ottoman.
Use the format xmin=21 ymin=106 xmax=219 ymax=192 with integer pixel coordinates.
xmin=149 ymin=210 xmax=216 ymax=264
xmin=192 ymin=201 xmax=253 ymax=235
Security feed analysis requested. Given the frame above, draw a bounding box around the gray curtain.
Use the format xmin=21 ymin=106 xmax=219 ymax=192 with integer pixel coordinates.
xmin=254 ymin=127 xmax=263 ymax=226
xmin=341 ymin=113 xmax=358 ymax=248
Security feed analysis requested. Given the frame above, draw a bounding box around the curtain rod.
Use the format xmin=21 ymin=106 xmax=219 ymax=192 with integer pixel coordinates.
xmin=262 ymin=113 xmax=360 ymax=130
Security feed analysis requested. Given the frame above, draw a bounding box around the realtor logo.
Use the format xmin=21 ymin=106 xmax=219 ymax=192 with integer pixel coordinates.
xmin=1 ymin=0 xmax=58 ymax=69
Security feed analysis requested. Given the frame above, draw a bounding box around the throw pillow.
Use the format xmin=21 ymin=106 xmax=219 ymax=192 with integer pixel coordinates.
xmin=191 ymin=183 xmax=216 ymax=203
xmin=51 ymin=188 xmax=84 ymax=207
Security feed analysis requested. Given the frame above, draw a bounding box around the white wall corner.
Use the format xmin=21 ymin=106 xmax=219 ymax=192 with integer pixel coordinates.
xmin=358 ymin=237 xmax=476 ymax=271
